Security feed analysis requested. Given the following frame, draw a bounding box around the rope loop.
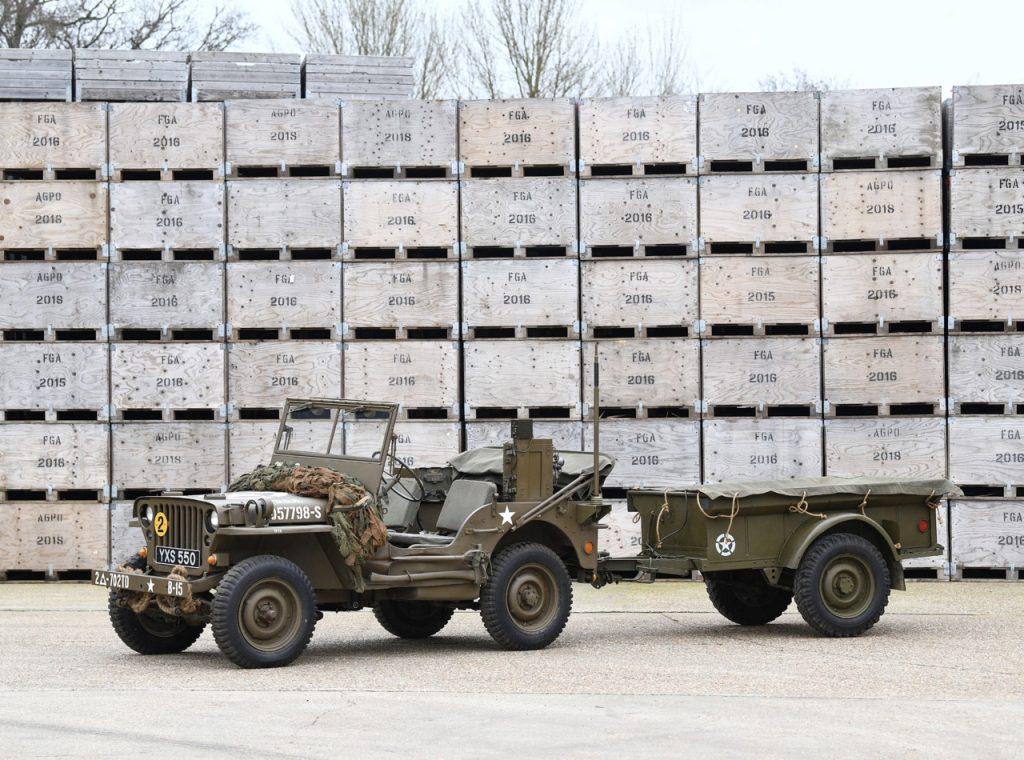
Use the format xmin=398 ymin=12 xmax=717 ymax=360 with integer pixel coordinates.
xmin=788 ymin=491 xmax=827 ymax=520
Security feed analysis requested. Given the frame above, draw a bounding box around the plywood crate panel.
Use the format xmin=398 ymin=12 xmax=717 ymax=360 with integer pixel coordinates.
xmin=820 ymin=87 xmax=942 ymax=170
xmin=577 ymin=95 xmax=697 ymax=174
xmin=0 ymin=342 xmax=108 ymax=415
xmin=949 ymin=168 xmax=1024 ymax=245
xmin=950 ymin=500 xmax=1024 ymax=574
xmin=109 ymin=501 xmax=144 ymax=565
xmin=948 ymin=416 xmax=1024 ymax=492
xmin=465 ymin=420 xmax=583 ymax=451
xmin=582 ymin=339 xmax=700 ymax=412
xmin=226 ymin=99 xmax=340 ymax=171
xmin=948 ymin=251 xmax=1024 ymax=325
xmin=581 ymin=258 xmax=698 ymax=332
xmin=462 ymin=258 xmax=579 ymax=330
xmin=74 ymin=48 xmax=188 ymax=102
xmin=583 ymin=418 xmax=700 ymax=489
xmin=598 ymin=500 xmax=642 ymax=556
xmin=305 ymin=54 xmax=415 ymax=101
xmin=821 ymin=169 xmax=942 ymax=248
xmin=699 ymin=173 xmax=818 ymax=249
xmin=823 ymin=335 xmax=945 ymax=410
xmin=112 ymin=422 xmax=227 ymax=493
xmin=110 ymin=181 xmax=224 ymax=252
xmin=0 ymin=103 xmax=106 ymax=172
xmin=347 ymin=421 xmax=460 ymax=469
xmin=0 ymin=423 xmax=108 ymax=492
xmin=110 ymin=262 xmax=225 ymax=331
xmin=227 ymin=261 xmax=341 ymax=332
xmin=703 ymin=418 xmax=823 ymax=482
xmin=0 ymin=181 xmax=107 ymax=250
xmin=949 ymin=334 xmax=1024 ymax=408
xmin=699 ymin=256 xmax=820 ymax=330
xmin=464 ymin=340 xmax=581 ymax=416
xmin=110 ymin=343 xmax=225 ymax=414
xmin=702 ymin=337 xmax=822 ymax=410
xmin=190 ymin=52 xmax=302 ymax=101
xmin=950 ymin=85 xmax=1024 ymax=166
xmin=343 ymin=341 xmax=459 ymax=413
xmin=578 ymin=176 xmax=697 ymax=252
xmin=227 ymin=342 xmax=341 ymax=410
xmin=343 ymin=180 xmax=458 ymax=252
xmin=0 ymin=48 xmax=71 ymax=101
xmin=228 ymin=421 xmax=280 ymax=480
xmin=459 ymin=98 xmax=575 ymax=170
xmin=824 ymin=417 xmax=947 ymax=478
xmin=343 ymin=260 xmax=458 ymax=330
xmin=821 ymin=253 xmax=944 ymax=328
xmin=109 ymin=102 xmax=224 ymax=173
xmin=698 ymin=91 xmax=819 ymax=170
xmin=461 ymin=176 xmax=576 ymax=252
xmin=0 ymin=263 xmax=106 ymax=331
xmin=342 ymin=99 xmax=457 ymax=171
xmin=227 ymin=179 xmax=341 ymax=252
xmin=6 ymin=502 xmax=107 ymax=573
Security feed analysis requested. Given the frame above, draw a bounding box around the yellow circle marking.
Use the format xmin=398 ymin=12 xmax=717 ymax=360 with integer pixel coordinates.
xmin=153 ymin=512 xmax=168 ymax=538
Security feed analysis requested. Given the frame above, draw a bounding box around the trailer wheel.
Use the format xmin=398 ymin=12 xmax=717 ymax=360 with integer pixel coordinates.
xmin=373 ymin=600 xmax=454 ymax=639
xmin=704 ymin=570 xmax=793 ymax=626
xmin=480 ymin=542 xmax=572 ymax=651
xmin=794 ymin=533 xmax=891 ymax=637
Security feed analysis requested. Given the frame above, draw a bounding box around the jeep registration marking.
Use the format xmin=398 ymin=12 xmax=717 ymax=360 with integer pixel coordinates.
xmin=271 ymin=505 xmax=323 ymax=521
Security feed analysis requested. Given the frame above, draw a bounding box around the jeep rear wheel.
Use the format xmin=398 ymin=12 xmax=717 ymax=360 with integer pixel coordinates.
xmin=704 ymin=570 xmax=793 ymax=626
xmin=480 ymin=542 xmax=572 ymax=651
xmin=211 ymin=555 xmax=317 ymax=668
xmin=374 ymin=600 xmax=454 ymax=639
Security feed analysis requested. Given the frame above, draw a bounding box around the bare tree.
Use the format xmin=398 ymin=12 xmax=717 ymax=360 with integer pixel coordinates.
xmin=759 ymin=68 xmax=846 ymax=92
xmin=600 ymin=12 xmax=698 ymax=98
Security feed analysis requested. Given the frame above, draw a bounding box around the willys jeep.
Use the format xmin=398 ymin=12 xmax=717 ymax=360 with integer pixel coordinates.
xmin=94 ymin=397 xmax=960 ymax=668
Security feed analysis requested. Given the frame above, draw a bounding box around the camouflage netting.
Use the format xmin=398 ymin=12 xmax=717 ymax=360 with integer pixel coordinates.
xmin=228 ymin=463 xmax=387 ymax=591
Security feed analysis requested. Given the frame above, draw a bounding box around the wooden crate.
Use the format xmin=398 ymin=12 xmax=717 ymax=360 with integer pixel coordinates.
xmin=74 ymin=48 xmax=188 ymax=102
xmin=948 ymin=251 xmax=1024 ymax=326
xmin=578 ymin=176 xmax=697 ymax=254
xmin=305 ymin=54 xmax=415 ymax=101
xmin=904 ymin=498 xmax=950 ymax=574
xmin=465 ymin=420 xmax=582 ymax=451
xmin=108 ymin=103 xmax=224 ymax=175
xmin=462 ymin=258 xmax=579 ymax=332
xmin=228 ymin=421 xmax=280 ymax=481
xmin=461 ymin=176 xmax=576 ymax=254
xmin=227 ymin=342 xmax=342 ymax=411
xmin=341 ymin=99 xmax=457 ymax=173
xmin=0 ymin=103 xmax=106 ymax=174
xmin=5 ymin=502 xmax=107 ymax=573
xmin=698 ymin=91 xmax=819 ymax=171
xmin=577 ymin=95 xmax=697 ymax=175
xmin=110 ymin=262 xmax=225 ymax=333
xmin=583 ymin=418 xmax=700 ymax=489
xmin=949 ymin=334 xmax=1024 ymax=409
xmin=581 ymin=258 xmax=698 ymax=335
xmin=226 ymin=179 xmax=342 ymax=253
xmin=823 ymin=335 xmax=946 ymax=411
xmin=0 ymin=48 xmax=71 ymax=101
xmin=820 ymin=87 xmax=942 ymax=170
xmin=109 ymin=501 xmax=144 ymax=564
xmin=0 ymin=342 xmax=108 ymax=417
xmin=343 ymin=341 xmax=459 ymax=415
xmin=343 ymin=180 xmax=458 ymax=253
xmin=702 ymin=337 xmax=822 ymax=411
xmin=948 ymin=416 xmax=1024 ymax=493
xmin=227 ymin=261 xmax=341 ymax=333
xmin=703 ymin=418 xmax=824 ymax=482
xmin=600 ymin=500 xmax=644 ymax=556
xmin=824 ymin=417 xmax=947 ymax=478
xmin=347 ymin=421 xmax=460 ymax=468
xmin=582 ymin=339 xmax=700 ymax=412
xmin=949 ymin=168 xmax=1024 ymax=246
xmin=226 ymin=99 xmax=340 ymax=172
xmin=0 ymin=423 xmax=108 ymax=494
xmin=0 ymin=262 xmax=106 ymax=332
xmin=110 ymin=181 xmax=224 ymax=253
xmin=821 ymin=169 xmax=943 ymax=249
xmin=112 ymin=422 xmax=227 ymax=494
xmin=190 ymin=52 xmax=302 ymax=101
xmin=698 ymin=256 xmax=820 ymax=332
xmin=950 ymin=500 xmax=1024 ymax=575
xmin=0 ymin=181 xmax=107 ymax=251
xmin=950 ymin=85 xmax=1024 ymax=166
xmin=699 ymin=173 xmax=819 ymax=251
xmin=821 ymin=253 xmax=944 ymax=331
xmin=464 ymin=340 xmax=581 ymax=417
xmin=459 ymin=98 xmax=575 ymax=172
xmin=110 ymin=343 xmax=226 ymax=416
xmin=343 ymin=260 xmax=458 ymax=331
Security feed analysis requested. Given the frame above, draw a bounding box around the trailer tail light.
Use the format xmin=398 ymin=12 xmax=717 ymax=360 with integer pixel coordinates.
xmin=918 ymin=519 xmax=929 ymax=533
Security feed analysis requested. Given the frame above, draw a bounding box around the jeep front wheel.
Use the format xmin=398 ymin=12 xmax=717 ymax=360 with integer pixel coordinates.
xmin=109 ymin=596 xmax=205 ymax=655
xmin=704 ymin=569 xmax=793 ymax=626
xmin=480 ymin=542 xmax=572 ymax=651
xmin=374 ymin=600 xmax=454 ymax=639
xmin=211 ymin=555 xmax=317 ymax=668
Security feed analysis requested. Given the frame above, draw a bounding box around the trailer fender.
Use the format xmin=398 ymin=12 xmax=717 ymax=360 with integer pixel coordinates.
xmin=779 ymin=514 xmax=905 ymax=590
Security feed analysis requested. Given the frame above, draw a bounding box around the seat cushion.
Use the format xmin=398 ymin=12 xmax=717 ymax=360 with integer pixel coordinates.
xmin=435 ymin=479 xmax=498 ymax=533
xmin=386 ymin=531 xmax=454 ymax=547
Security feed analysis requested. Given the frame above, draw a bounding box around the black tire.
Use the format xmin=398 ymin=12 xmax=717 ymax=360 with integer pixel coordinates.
xmin=794 ymin=533 xmax=891 ymax=638
xmin=373 ymin=600 xmax=454 ymax=639
xmin=480 ymin=542 xmax=572 ymax=651
xmin=704 ymin=570 xmax=793 ymax=626
xmin=211 ymin=555 xmax=317 ymax=668
xmin=108 ymin=556 xmax=205 ymax=655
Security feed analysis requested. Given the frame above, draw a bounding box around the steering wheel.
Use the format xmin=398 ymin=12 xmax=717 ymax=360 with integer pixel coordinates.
xmin=379 ymin=450 xmax=426 ymax=504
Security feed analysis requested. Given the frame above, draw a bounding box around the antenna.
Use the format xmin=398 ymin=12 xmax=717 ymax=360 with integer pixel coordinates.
xmin=592 ymin=344 xmax=601 ymax=500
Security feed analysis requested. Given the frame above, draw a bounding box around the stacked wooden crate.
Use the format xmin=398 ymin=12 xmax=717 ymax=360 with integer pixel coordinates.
xmin=74 ymin=49 xmax=189 ymax=102
xmin=0 ymin=49 xmax=72 ymax=101
xmin=947 ymin=85 xmax=1024 ymax=579
xmin=697 ymin=92 xmax=824 ymax=483
xmin=341 ymin=99 xmax=461 ymax=466
xmin=191 ymin=53 xmax=302 ymax=101
xmin=0 ymin=102 xmax=109 ymax=578
xmin=305 ymin=55 xmax=415 ymax=100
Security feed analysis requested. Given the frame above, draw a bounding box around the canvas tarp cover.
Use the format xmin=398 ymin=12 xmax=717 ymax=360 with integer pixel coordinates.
xmin=688 ymin=476 xmax=963 ymax=501
xmin=449 ymin=447 xmax=615 ymax=478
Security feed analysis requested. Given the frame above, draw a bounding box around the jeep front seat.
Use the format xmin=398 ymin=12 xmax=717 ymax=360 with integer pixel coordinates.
xmin=387 ymin=479 xmax=497 ymax=547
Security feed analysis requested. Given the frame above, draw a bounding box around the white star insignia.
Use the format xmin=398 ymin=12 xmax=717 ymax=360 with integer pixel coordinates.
xmin=499 ymin=507 xmax=515 ymax=526
xmin=146 ymin=579 xmax=155 ymax=593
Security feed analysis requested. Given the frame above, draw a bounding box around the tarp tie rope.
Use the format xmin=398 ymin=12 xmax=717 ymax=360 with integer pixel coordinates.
xmin=654 ymin=491 xmax=671 ymax=548
xmin=858 ymin=489 xmax=871 ymax=516
xmin=788 ymin=492 xmax=827 ymax=520
xmin=697 ymin=493 xmax=741 ymax=540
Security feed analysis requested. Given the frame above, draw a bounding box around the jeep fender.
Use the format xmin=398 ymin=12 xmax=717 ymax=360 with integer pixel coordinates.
xmin=778 ymin=514 xmax=904 ymax=590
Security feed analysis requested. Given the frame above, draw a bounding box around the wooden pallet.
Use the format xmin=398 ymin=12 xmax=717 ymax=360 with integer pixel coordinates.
xmin=226 ymin=179 xmax=341 ymax=251
xmin=226 ymin=260 xmax=341 ymax=333
xmin=0 ymin=48 xmax=71 ymax=101
xmin=949 ymin=334 xmax=1024 ymax=408
xmin=0 ymin=262 xmax=107 ymax=332
xmin=225 ymin=99 xmax=340 ymax=174
xmin=0 ymin=502 xmax=107 ymax=576
xmin=582 ymin=418 xmax=701 ymax=489
xmin=74 ymin=49 xmax=188 ymax=102
xmin=463 ymin=339 xmax=582 ymax=416
xmin=0 ymin=103 xmax=106 ymax=174
xmin=343 ymin=260 xmax=458 ymax=331
xmin=0 ymin=181 xmax=107 ymax=251
xmin=0 ymin=342 xmax=109 ymax=418
xmin=821 ymin=252 xmax=944 ymax=330
xmin=702 ymin=417 xmax=824 ymax=482
xmin=341 ymin=99 xmax=456 ymax=173
xmin=698 ymin=256 xmax=820 ymax=330
xmin=190 ymin=52 xmax=302 ymax=101
xmin=461 ymin=176 xmax=576 ymax=252
xmin=949 ymin=168 xmax=1024 ymax=247
xmin=110 ymin=342 xmax=225 ymax=416
xmin=459 ymin=98 xmax=575 ymax=173
xmin=950 ymin=84 xmax=1024 ymax=167
xmin=824 ymin=416 xmax=947 ymax=478
xmin=582 ymin=339 xmax=700 ymax=412
xmin=109 ymin=261 xmax=224 ymax=332
xmin=702 ymin=336 xmax=822 ymax=411
xmin=305 ymin=54 xmax=415 ymax=100
xmin=823 ymin=335 xmax=946 ymax=412
xmin=699 ymin=173 xmax=819 ymax=252
xmin=109 ymin=181 xmax=224 ymax=252
xmin=950 ymin=499 xmax=1024 ymax=578
xmin=111 ymin=422 xmax=227 ymax=495
xmin=343 ymin=340 xmax=459 ymax=415
xmin=578 ymin=176 xmax=697 ymax=253
xmin=343 ymin=180 xmax=458 ymax=252
xmin=462 ymin=258 xmax=579 ymax=331
xmin=464 ymin=420 xmax=582 ymax=451
xmin=109 ymin=102 xmax=224 ymax=177
xmin=226 ymin=342 xmax=342 ymax=412
xmin=0 ymin=423 xmax=109 ymax=493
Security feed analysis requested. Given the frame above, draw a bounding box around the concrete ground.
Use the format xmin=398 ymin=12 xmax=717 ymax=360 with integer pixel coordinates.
xmin=0 ymin=580 xmax=1021 ymax=758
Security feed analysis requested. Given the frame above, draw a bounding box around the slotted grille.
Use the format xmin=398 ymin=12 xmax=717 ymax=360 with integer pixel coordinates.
xmin=152 ymin=501 xmax=205 ymax=564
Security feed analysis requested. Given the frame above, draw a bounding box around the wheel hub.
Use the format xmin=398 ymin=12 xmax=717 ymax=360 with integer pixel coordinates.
xmin=820 ymin=555 xmax=875 ymax=618
xmin=506 ymin=564 xmax=556 ymax=631
xmin=239 ymin=580 xmax=300 ymax=650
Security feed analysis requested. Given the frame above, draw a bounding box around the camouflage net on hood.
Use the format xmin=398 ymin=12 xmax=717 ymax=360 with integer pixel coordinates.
xmin=228 ymin=463 xmax=387 ymax=591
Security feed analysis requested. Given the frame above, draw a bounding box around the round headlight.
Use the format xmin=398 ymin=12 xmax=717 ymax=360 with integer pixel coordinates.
xmin=140 ymin=504 xmax=154 ymax=527
xmin=205 ymin=509 xmax=219 ymax=532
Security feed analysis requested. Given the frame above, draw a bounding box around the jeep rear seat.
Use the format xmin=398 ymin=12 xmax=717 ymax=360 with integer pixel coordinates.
xmin=387 ymin=479 xmax=497 ymax=547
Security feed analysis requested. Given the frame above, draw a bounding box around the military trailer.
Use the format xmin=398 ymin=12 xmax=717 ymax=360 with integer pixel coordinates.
xmin=94 ymin=397 xmax=959 ymax=668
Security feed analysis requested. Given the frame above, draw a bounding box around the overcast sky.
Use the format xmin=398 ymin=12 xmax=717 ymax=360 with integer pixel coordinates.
xmin=235 ymin=0 xmax=1019 ymax=92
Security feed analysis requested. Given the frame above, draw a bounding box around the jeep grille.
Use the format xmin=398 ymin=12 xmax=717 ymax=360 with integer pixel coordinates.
xmin=150 ymin=501 xmax=207 ymax=575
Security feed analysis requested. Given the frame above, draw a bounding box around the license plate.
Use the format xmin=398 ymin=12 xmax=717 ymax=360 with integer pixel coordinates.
xmin=155 ymin=546 xmax=200 ymax=567
xmin=93 ymin=570 xmax=134 ymax=591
